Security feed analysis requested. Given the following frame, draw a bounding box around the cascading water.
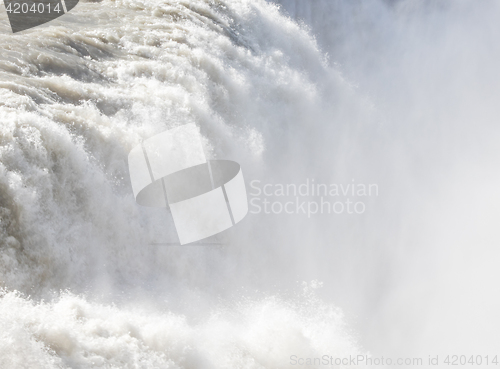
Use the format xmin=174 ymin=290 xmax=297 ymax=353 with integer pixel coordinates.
xmin=1 ymin=0 xmax=500 ymax=367
xmin=0 ymin=0 xmax=361 ymax=366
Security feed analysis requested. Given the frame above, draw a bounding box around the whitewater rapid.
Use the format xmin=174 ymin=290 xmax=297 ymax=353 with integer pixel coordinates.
xmin=3 ymin=0 xmax=500 ymax=367
xmin=0 ymin=0 xmax=362 ymax=367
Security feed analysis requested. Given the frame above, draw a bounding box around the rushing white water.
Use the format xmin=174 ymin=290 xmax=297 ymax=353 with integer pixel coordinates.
xmin=1 ymin=0 xmax=500 ymax=367
xmin=0 ymin=0 xmax=362 ymax=367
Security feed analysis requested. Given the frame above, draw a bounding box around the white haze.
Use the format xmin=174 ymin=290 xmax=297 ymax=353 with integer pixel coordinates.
xmin=0 ymin=0 xmax=499 ymax=367
xmin=273 ymin=0 xmax=500 ymax=357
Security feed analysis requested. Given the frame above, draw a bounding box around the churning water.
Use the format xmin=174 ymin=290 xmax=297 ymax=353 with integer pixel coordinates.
xmin=1 ymin=0 xmax=500 ymax=367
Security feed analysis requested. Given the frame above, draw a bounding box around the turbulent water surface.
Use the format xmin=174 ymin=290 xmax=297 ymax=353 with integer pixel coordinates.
xmin=1 ymin=0 xmax=500 ymax=367
xmin=0 ymin=0 xmax=361 ymax=367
